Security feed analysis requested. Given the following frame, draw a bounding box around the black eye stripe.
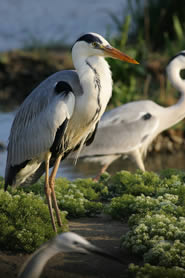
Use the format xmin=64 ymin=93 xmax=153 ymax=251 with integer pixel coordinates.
xmin=167 ymin=52 xmax=185 ymax=65
xmin=75 ymin=34 xmax=102 ymax=44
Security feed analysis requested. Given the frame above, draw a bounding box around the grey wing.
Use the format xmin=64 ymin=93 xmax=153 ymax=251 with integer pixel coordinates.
xmin=79 ymin=107 xmax=159 ymax=157
xmin=5 ymin=71 xmax=80 ymax=174
xmin=100 ymin=100 xmax=159 ymax=126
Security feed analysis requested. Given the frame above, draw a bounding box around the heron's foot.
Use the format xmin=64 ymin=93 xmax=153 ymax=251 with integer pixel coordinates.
xmin=93 ymin=170 xmax=105 ymax=181
xmin=93 ymin=175 xmax=101 ymax=182
xmin=93 ymin=170 xmax=107 ymax=181
xmin=93 ymin=164 xmax=110 ymax=181
xmin=49 ymin=180 xmax=63 ymax=228
xmin=45 ymin=185 xmax=58 ymax=233
xmin=52 ymin=194 xmax=63 ymax=228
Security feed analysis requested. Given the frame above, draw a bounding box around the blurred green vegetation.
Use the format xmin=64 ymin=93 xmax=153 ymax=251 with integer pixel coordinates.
xmin=129 ymin=263 xmax=185 ymax=278
xmin=0 ymin=188 xmax=68 ymax=253
xmin=0 ymin=176 xmax=107 ymax=252
xmin=104 ymin=0 xmax=185 ymax=121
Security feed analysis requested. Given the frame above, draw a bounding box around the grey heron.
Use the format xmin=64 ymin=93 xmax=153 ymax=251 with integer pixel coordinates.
xmin=18 ymin=232 xmax=122 ymax=278
xmin=75 ymin=51 xmax=185 ymax=179
xmin=4 ymin=33 xmax=138 ymax=232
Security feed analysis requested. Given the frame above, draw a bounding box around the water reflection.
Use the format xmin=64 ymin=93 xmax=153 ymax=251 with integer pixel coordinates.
xmin=66 ymin=151 xmax=185 ymax=179
xmin=1 ymin=111 xmax=185 ymax=180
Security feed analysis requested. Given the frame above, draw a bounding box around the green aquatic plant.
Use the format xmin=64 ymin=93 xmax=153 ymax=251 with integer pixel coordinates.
xmin=0 ymin=176 xmax=106 ymax=252
xmin=129 ymin=263 xmax=185 ymax=278
xmin=105 ymin=170 xmax=161 ymax=198
xmin=55 ymin=179 xmax=103 ymax=218
xmin=16 ymin=177 xmax=105 ymax=218
xmin=0 ymin=189 xmax=67 ymax=253
xmin=107 ymin=193 xmax=185 ymax=221
xmin=122 ymin=213 xmax=185 ymax=258
xmin=105 ymin=169 xmax=185 ymax=272
xmin=0 ymin=166 xmax=185 ymax=271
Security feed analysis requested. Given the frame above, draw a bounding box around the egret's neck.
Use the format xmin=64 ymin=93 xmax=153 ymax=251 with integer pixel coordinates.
xmin=165 ymin=62 xmax=185 ymax=127
xmin=73 ymin=54 xmax=112 ymax=123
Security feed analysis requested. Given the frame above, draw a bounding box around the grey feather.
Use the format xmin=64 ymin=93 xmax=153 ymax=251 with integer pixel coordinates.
xmin=5 ymin=70 xmax=81 ymax=184
xmin=78 ymin=100 xmax=160 ymax=157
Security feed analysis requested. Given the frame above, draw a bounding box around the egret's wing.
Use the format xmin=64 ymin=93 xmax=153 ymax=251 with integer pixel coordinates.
xmin=80 ymin=112 xmax=159 ymax=157
xmin=6 ymin=71 xmax=81 ymax=169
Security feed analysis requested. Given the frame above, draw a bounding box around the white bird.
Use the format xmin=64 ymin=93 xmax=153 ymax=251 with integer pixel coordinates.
xmin=75 ymin=51 xmax=185 ymax=179
xmin=18 ymin=232 xmax=121 ymax=278
xmin=4 ymin=32 xmax=138 ymax=232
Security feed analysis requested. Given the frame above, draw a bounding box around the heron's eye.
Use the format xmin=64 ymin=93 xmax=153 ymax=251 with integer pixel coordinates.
xmin=142 ymin=113 xmax=152 ymax=120
xmin=73 ymin=241 xmax=79 ymax=246
xmin=92 ymin=42 xmax=99 ymax=48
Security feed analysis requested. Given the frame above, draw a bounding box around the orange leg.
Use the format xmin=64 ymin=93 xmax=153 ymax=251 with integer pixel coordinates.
xmin=93 ymin=163 xmax=111 ymax=181
xmin=44 ymin=153 xmax=57 ymax=233
xmin=49 ymin=154 xmax=63 ymax=227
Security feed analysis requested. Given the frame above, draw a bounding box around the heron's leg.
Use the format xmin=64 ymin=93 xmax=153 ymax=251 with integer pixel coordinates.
xmin=45 ymin=152 xmax=57 ymax=233
xmin=94 ymin=155 xmax=121 ymax=181
xmin=93 ymin=162 xmax=111 ymax=181
xmin=49 ymin=154 xmax=63 ymax=227
xmin=130 ymin=150 xmax=145 ymax=171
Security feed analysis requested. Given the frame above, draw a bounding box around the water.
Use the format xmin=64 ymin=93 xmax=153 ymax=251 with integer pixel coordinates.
xmin=1 ymin=112 xmax=185 ymax=181
xmin=0 ymin=0 xmax=128 ymax=52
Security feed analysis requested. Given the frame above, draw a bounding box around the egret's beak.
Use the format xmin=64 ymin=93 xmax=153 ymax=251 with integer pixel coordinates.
xmin=102 ymin=45 xmax=139 ymax=64
xmin=84 ymin=244 xmax=123 ymax=264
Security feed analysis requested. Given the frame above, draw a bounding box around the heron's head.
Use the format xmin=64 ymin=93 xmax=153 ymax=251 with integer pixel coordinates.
xmin=72 ymin=32 xmax=139 ymax=65
xmin=54 ymin=232 xmax=122 ymax=263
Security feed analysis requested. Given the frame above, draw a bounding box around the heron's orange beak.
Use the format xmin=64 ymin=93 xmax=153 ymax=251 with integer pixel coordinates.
xmin=102 ymin=45 xmax=139 ymax=64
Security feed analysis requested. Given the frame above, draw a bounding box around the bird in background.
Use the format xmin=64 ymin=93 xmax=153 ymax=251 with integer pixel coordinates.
xmin=4 ymin=32 xmax=138 ymax=232
xmin=75 ymin=51 xmax=185 ymax=179
xmin=18 ymin=232 xmax=122 ymax=278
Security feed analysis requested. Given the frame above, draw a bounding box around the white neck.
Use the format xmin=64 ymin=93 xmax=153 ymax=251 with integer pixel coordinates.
xmin=164 ymin=59 xmax=185 ymax=128
xmin=73 ymin=53 xmax=112 ymax=124
xmin=19 ymin=243 xmax=59 ymax=278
